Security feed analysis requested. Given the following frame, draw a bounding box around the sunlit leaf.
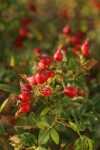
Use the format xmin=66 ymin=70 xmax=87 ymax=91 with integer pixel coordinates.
xmin=0 ymin=98 xmax=9 ymax=113
xmin=50 ymin=128 xmax=59 ymax=144
xmin=38 ymin=130 xmax=50 ymax=145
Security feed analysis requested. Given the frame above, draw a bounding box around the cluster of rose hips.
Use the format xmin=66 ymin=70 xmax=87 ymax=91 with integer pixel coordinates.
xmin=63 ymin=25 xmax=91 ymax=58
xmin=15 ymin=24 xmax=91 ymax=116
xmin=15 ymin=83 xmax=32 ymax=116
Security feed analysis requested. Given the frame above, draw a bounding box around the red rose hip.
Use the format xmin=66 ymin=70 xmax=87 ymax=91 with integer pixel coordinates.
xmin=64 ymin=86 xmax=78 ymax=98
xmin=81 ymin=41 xmax=90 ymax=58
xmin=39 ymin=54 xmax=52 ymax=66
xmin=17 ymin=91 xmax=31 ymax=102
xmin=81 ymin=41 xmax=90 ymax=52
xmin=36 ymin=62 xmax=47 ymax=70
xmin=26 ymin=76 xmax=37 ymax=86
xmin=17 ymin=102 xmax=30 ymax=114
xmin=41 ymin=87 xmax=52 ymax=97
xmin=33 ymin=48 xmax=41 ymax=56
xmin=19 ymin=27 xmax=28 ymax=38
xmin=35 ymin=71 xmax=47 ymax=84
xmin=54 ymin=49 xmax=63 ymax=62
xmin=63 ymin=25 xmax=71 ymax=35
xmin=20 ymin=83 xmax=32 ymax=92
xmin=47 ymin=70 xmax=55 ymax=78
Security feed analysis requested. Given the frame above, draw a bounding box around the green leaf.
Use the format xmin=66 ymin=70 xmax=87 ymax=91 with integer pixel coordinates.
xmin=0 ymin=98 xmax=9 ymax=113
xmin=36 ymin=121 xmax=50 ymax=130
xmin=0 ymin=84 xmax=20 ymax=94
xmin=0 ymin=123 xmax=6 ymax=135
xmin=77 ymin=105 xmax=86 ymax=117
xmin=55 ymin=122 xmax=66 ymax=131
xmin=74 ymin=137 xmax=88 ymax=150
xmin=78 ymin=121 xmax=86 ymax=132
xmin=38 ymin=130 xmax=50 ymax=145
xmin=68 ymin=58 xmax=76 ymax=69
xmin=18 ymin=132 xmax=37 ymax=147
xmin=69 ymin=121 xmax=78 ymax=132
xmin=36 ymin=146 xmax=47 ymax=150
xmin=40 ymin=107 xmax=50 ymax=116
xmin=27 ymin=112 xmax=37 ymax=124
xmin=87 ymin=138 xmax=94 ymax=150
xmin=50 ymin=128 xmax=59 ymax=144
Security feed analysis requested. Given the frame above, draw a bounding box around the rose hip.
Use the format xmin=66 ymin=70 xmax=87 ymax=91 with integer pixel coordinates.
xmin=17 ymin=91 xmax=31 ymax=102
xmin=19 ymin=27 xmax=29 ymax=38
xmin=64 ymin=86 xmax=78 ymax=98
xmin=39 ymin=54 xmax=52 ymax=66
xmin=54 ymin=49 xmax=63 ymax=62
xmin=20 ymin=83 xmax=32 ymax=92
xmin=41 ymin=87 xmax=52 ymax=97
xmin=17 ymin=102 xmax=30 ymax=114
xmin=26 ymin=76 xmax=37 ymax=86
xmin=35 ymin=71 xmax=47 ymax=84
xmin=63 ymin=25 xmax=71 ymax=35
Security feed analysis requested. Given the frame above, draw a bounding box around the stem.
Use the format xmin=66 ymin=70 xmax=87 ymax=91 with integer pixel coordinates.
xmin=77 ymin=131 xmax=82 ymax=139
xmin=38 ymin=97 xmax=62 ymax=146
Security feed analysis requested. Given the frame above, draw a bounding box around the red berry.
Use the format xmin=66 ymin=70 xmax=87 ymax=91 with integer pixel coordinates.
xmin=81 ymin=41 xmax=90 ymax=58
xmin=64 ymin=86 xmax=78 ymax=98
xmin=22 ymin=18 xmax=32 ymax=25
xmin=47 ymin=70 xmax=55 ymax=78
xmin=34 ymin=48 xmax=41 ymax=56
xmin=77 ymin=31 xmax=85 ymax=39
xmin=17 ymin=91 xmax=31 ymax=102
xmin=39 ymin=54 xmax=52 ymax=66
xmin=18 ymin=102 xmax=30 ymax=114
xmin=19 ymin=27 xmax=28 ymax=38
xmin=36 ymin=62 xmax=47 ymax=70
xmin=72 ymin=44 xmax=81 ymax=53
xmin=71 ymin=35 xmax=80 ymax=45
xmin=26 ymin=76 xmax=37 ymax=86
xmin=41 ymin=87 xmax=52 ymax=97
xmin=29 ymin=3 xmax=37 ymax=12
xmin=54 ymin=49 xmax=63 ymax=62
xmin=63 ymin=25 xmax=71 ymax=35
xmin=43 ymin=70 xmax=55 ymax=80
xmin=81 ymin=41 xmax=90 ymax=52
xmin=43 ymin=70 xmax=50 ymax=80
xmin=82 ymin=50 xmax=90 ymax=58
xmin=14 ymin=36 xmax=22 ymax=48
xmin=20 ymin=83 xmax=32 ymax=92
xmin=35 ymin=71 xmax=47 ymax=84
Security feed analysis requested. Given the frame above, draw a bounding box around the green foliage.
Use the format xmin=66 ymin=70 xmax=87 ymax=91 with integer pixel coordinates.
xmin=38 ymin=130 xmax=50 ymax=145
xmin=0 ymin=124 xmax=6 ymax=136
xmin=69 ymin=121 xmax=78 ymax=132
xmin=36 ymin=121 xmax=50 ymax=130
xmin=50 ymin=128 xmax=59 ymax=145
xmin=74 ymin=136 xmax=94 ymax=150
xmin=36 ymin=146 xmax=47 ymax=150
xmin=18 ymin=132 xmax=37 ymax=147
xmin=40 ymin=107 xmax=50 ymax=116
xmin=0 ymin=84 xmax=20 ymax=94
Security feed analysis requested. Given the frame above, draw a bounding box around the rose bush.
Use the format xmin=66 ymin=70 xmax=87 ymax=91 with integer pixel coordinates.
xmin=0 ymin=0 xmax=100 ymax=150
